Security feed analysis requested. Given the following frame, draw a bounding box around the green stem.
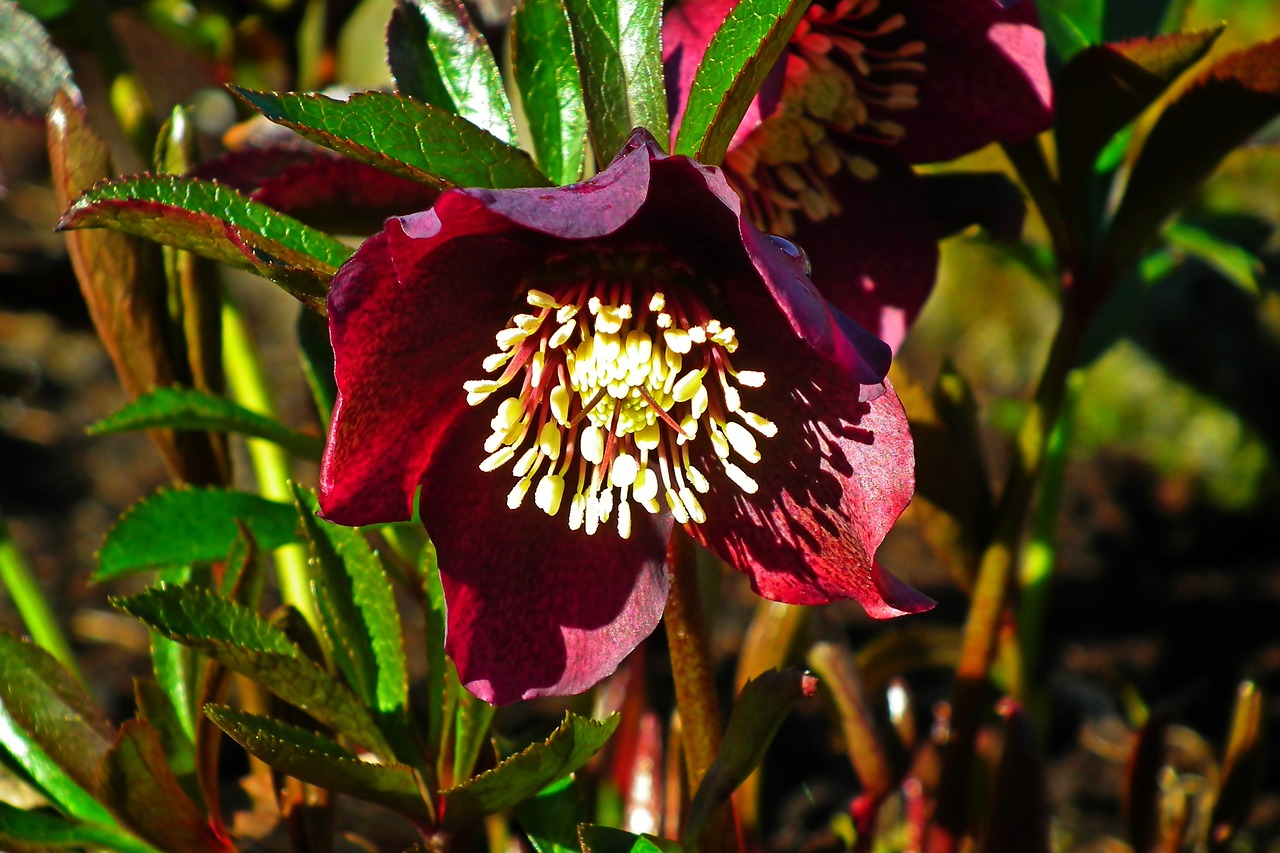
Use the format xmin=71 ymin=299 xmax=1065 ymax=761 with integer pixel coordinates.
xmin=928 ymin=299 xmax=1086 ymax=853
xmin=663 ymin=529 xmax=735 ymax=852
xmin=0 ymin=511 xmax=85 ymax=685
xmin=221 ymin=295 xmax=317 ymax=629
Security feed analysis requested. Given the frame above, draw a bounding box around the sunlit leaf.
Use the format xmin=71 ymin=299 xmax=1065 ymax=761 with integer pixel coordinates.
xmin=231 ymin=88 xmax=549 ymax=189
xmin=90 ymin=387 xmax=324 ymax=460
xmin=388 ymin=0 xmax=516 ymax=144
xmin=671 ymin=0 xmax=808 ymax=164
xmin=96 ymin=488 xmax=301 ymax=580
xmin=0 ymin=802 xmax=157 ymax=853
xmin=579 ymin=825 xmax=682 ymax=853
xmin=0 ymin=0 xmax=79 ymax=120
xmin=562 ymin=0 xmax=666 ymax=159
xmin=511 ymin=0 xmax=588 ymax=184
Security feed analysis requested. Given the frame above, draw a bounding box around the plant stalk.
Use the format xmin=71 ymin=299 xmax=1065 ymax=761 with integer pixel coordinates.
xmin=0 ymin=511 xmax=85 ymax=685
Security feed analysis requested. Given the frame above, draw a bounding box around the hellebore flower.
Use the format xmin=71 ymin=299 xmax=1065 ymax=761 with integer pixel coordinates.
xmin=665 ymin=0 xmax=1053 ymax=350
xmin=319 ymin=129 xmax=931 ymax=704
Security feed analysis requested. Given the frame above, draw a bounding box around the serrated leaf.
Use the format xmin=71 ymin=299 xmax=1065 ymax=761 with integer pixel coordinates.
xmin=96 ymin=488 xmax=301 ymax=580
xmin=579 ymin=825 xmax=682 ymax=853
xmin=422 ymin=539 xmax=449 ymax=766
xmin=388 ymin=0 xmax=516 ymax=144
xmin=59 ymin=175 xmax=350 ymax=314
xmin=1102 ymin=37 xmax=1280 ymax=278
xmin=562 ymin=0 xmax=666 ymax=159
xmin=204 ymin=705 xmax=431 ymax=821
xmin=511 ymin=0 xmax=587 ymax=185
xmin=116 ymin=585 xmax=392 ymax=755
xmin=0 ymin=632 xmax=113 ymax=794
xmin=292 ymin=485 xmax=408 ymax=718
xmin=450 ymin=688 xmax=496 ymax=790
xmin=90 ymin=387 xmax=324 ymax=460
xmin=516 ymin=776 xmax=588 ymax=853
xmin=0 ymin=802 xmax=158 ymax=853
xmin=682 ymin=670 xmax=816 ymax=843
xmin=230 ymin=88 xmax=548 ymax=190
xmin=96 ymin=721 xmax=230 ymax=853
xmin=0 ymin=0 xmax=79 ymax=120
xmin=671 ymin=0 xmax=808 ymax=164
xmin=1055 ymin=30 xmax=1222 ymax=201
xmin=442 ymin=713 xmax=619 ymax=826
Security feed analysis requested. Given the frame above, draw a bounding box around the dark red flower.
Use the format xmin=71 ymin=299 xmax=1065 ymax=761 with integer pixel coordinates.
xmin=665 ymin=0 xmax=1053 ymax=350
xmin=318 ymin=130 xmax=931 ymax=704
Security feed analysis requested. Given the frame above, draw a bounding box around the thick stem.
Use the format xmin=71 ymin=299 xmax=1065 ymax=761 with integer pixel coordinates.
xmin=928 ymin=298 xmax=1086 ymax=853
xmin=663 ymin=529 xmax=736 ymax=852
xmin=221 ymin=296 xmax=318 ymax=629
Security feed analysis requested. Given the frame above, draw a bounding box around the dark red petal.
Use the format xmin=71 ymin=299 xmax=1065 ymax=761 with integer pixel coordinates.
xmin=892 ymin=0 xmax=1053 ymax=164
xmin=320 ymin=210 xmax=540 ymax=526
xmin=786 ymin=157 xmax=939 ymax=354
xmin=691 ymin=336 xmax=930 ymax=616
xmin=421 ymin=408 xmax=673 ymax=704
xmin=663 ymin=0 xmax=786 ymax=150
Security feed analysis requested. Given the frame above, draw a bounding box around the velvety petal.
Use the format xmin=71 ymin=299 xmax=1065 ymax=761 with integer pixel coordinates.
xmin=690 ymin=331 xmax=930 ymax=616
xmin=782 ymin=156 xmax=939 ymax=355
xmin=663 ymin=0 xmax=787 ymax=150
xmin=421 ymin=407 xmax=673 ymax=704
xmin=892 ymin=0 xmax=1053 ymax=164
xmin=320 ymin=207 xmax=541 ymax=525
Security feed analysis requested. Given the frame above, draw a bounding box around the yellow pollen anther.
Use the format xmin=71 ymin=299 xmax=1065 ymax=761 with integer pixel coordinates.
xmin=465 ymin=281 xmax=776 ymax=538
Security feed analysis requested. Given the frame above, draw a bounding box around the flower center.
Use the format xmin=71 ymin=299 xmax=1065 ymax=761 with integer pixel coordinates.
xmin=463 ymin=259 xmax=776 ymax=539
xmin=724 ymin=0 xmax=925 ymax=236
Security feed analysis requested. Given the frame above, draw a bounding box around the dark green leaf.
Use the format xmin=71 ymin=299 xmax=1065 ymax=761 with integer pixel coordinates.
xmin=671 ymin=0 xmax=808 ymax=164
xmin=0 ymin=0 xmax=78 ymax=120
xmin=96 ymin=488 xmax=301 ymax=580
xmin=1035 ymin=0 xmax=1102 ymax=64
xmin=90 ymin=387 xmax=324 ymax=460
xmin=297 ymin=309 xmax=337 ymax=423
xmin=562 ymin=0 xmax=666 ymax=159
xmin=1163 ymin=220 xmax=1263 ymax=296
xmin=115 ymin=585 xmax=392 ymax=755
xmin=388 ymin=0 xmax=516 ymax=144
xmin=511 ymin=0 xmax=587 ymax=184
xmin=58 ymin=175 xmax=349 ymax=314
xmin=1055 ymin=29 xmax=1222 ymax=199
xmin=0 ymin=802 xmax=157 ymax=853
xmin=450 ymin=688 xmax=496 ymax=789
xmin=516 ymin=776 xmax=588 ymax=853
xmin=442 ymin=713 xmax=619 ymax=826
xmin=1102 ymin=38 xmax=1280 ymax=278
xmin=683 ymin=670 xmax=816 ymax=843
xmin=292 ymin=486 xmax=408 ymax=718
xmin=132 ymin=680 xmax=197 ymax=803
xmin=579 ymin=825 xmax=682 ymax=853
xmin=231 ymin=88 xmax=548 ymax=189
xmin=204 ymin=705 xmax=431 ymax=821
xmin=422 ymin=539 xmax=448 ymax=762
xmin=96 ymin=721 xmax=229 ymax=853
xmin=0 ymin=632 xmax=113 ymax=794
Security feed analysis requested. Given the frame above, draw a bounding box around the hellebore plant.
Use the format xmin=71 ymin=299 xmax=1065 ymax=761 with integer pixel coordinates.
xmin=320 ymin=129 xmax=931 ymax=704
xmin=665 ymin=0 xmax=1053 ymax=348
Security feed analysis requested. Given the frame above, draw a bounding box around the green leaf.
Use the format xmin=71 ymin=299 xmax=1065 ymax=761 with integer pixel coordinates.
xmin=683 ymin=669 xmax=816 ymax=843
xmin=292 ymin=486 xmax=408 ymax=718
xmin=58 ymin=176 xmax=351 ymax=314
xmin=388 ymin=0 xmax=516 ymax=144
xmin=0 ymin=632 xmax=113 ymax=794
xmin=96 ymin=488 xmax=301 ymax=581
xmin=90 ymin=387 xmax=324 ymax=460
xmin=297 ymin=309 xmax=337 ymax=422
xmin=511 ymin=0 xmax=587 ymax=184
xmin=1102 ymin=37 xmax=1280 ymax=278
xmin=450 ymin=688 xmax=496 ymax=790
xmin=0 ymin=802 xmax=158 ymax=853
xmin=562 ymin=0 xmax=666 ymax=159
xmin=516 ymin=776 xmax=588 ymax=853
xmin=1163 ymin=221 xmax=1263 ymax=296
xmin=1035 ymin=0 xmax=1102 ymax=64
xmin=422 ymin=539 xmax=448 ymax=763
xmin=132 ymin=680 xmax=197 ymax=801
xmin=96 ymin=721 xmax=229 ymax=853
xmin=204 ymin=705 xmax=431 ymax=821
xmin=1055 ymin=29 xmax=1222 ymax=197
xmin=578 ymin=825 xmax=682 ymax=853
xmin=231 ymin=88 xmax=548 ymax=189
xmin=671 ymin=0 xmax=809 ymax=164
xmin=115 ymin=585 xmax=392 ymax=755
xmin=0 ymin=0 xmax=78 ymax=120
xmin=442 ymin=713 xmax=619 ymax=826
xmin=0 ymin=698 xmax=116 ymax=827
